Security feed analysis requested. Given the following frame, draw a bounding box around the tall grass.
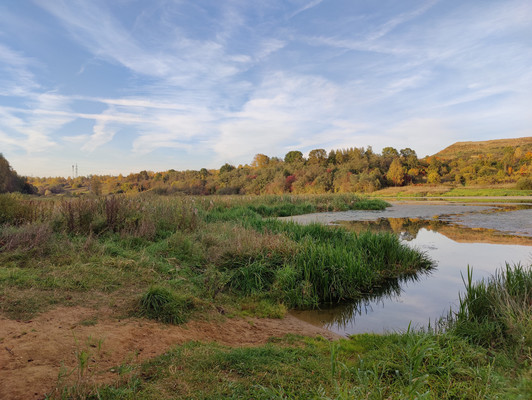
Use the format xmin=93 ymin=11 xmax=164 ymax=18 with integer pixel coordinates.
xmin=446 ymin=263 xmax=532 ymax=352
xmin=1 ymin=193 xmax=423 ymax=320
xmin=275 ymin=230 xmax=432 ymax=307
xmin=219 ymin=215 xmax=433 ymax=307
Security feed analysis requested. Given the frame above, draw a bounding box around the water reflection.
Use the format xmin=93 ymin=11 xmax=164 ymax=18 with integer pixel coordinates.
xmin=337 ymin=217 xmax=532 ymax=246
xmin=291 ymin=269 xmax=431 ymax=331
xmin=291 ymin=220 xmax=532 ymax=336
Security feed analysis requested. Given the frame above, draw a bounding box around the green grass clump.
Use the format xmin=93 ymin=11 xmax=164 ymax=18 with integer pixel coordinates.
xmin=446 ymin=264 xmax=532 ymax=352
xmin=234 ymin=218 xmax=433 ymax=307
xmin=139 ymin=286 xmax=193 ymax=324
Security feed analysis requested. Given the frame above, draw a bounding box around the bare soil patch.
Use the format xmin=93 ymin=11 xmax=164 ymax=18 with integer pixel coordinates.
xmin=0 ymin=307 xmax=339 ymax=400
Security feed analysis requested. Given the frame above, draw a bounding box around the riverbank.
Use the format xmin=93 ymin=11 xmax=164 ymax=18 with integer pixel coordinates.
xmin=0 ymin=193 xmax=530 ymax=398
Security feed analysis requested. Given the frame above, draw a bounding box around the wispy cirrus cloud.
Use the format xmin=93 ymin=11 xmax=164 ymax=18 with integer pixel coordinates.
xmin=289 ymin=0 xmax=325 ymax=18
xmin=1 ymin=0 xmax=530 ymax=176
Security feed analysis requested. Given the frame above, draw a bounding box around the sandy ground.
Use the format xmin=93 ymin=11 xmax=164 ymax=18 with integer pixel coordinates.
xmin=0 ymin=307 xmax=339 ymax=400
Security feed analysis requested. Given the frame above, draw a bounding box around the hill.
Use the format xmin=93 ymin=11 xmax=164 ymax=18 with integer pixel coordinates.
xmin=433 ymin=137 xmax=532 ymax=160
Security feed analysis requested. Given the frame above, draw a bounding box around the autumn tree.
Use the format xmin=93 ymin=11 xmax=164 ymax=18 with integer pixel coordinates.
xmin=251 ymin=154 xmax=270 ymax=168
xmin=386 ymin=158 xmax=405 ymax=186
xmin=89 ymin=175 xmax=102 ymax=195
xmin=0 ymin=153 xmax=36 ymax=194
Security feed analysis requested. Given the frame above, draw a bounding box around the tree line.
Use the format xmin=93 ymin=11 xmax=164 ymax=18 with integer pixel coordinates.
xmin=26 ymin=144 xmax=532 ymax=196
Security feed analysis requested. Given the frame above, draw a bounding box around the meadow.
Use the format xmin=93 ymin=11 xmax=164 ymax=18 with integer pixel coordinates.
xmin=0 ymin=192 xmax=530 ymax=399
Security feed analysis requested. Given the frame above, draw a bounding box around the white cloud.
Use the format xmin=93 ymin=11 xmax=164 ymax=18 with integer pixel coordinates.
xmin=383 ymin=118 xmax=457 ymax=156
xmin=213 ymin=72 xmax=341 ymax=162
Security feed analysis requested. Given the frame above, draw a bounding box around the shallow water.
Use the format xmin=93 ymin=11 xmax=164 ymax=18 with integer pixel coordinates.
xmin=289 ymin=202 xmax=532 ymax=335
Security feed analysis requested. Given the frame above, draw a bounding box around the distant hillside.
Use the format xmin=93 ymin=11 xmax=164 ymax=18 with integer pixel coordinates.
xmin=433 ymin=137 xmax=532 ymax=160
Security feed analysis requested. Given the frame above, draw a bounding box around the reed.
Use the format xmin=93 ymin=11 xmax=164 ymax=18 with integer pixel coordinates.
xmin=446 ymin=263 xmax=532 ymax=351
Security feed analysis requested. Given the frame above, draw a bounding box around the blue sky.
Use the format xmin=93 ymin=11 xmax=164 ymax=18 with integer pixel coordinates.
xmin=1 ymin=0 xmax=531 ymax=177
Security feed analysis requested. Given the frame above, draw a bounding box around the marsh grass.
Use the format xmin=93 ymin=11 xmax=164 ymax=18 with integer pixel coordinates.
xmin=445 ymin=264 xmax=532 ymax=353
xmin=224 ymin=218 xmax=433 ymax=307
xmin=0 ymin=193 xmax=426 ymax=320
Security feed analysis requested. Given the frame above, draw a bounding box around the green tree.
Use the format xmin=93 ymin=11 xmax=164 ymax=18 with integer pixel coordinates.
xmin=400 ymin=148 xmax=418 ymax=170
xmin=219 ymin=163 xmax=235 ymax=174
xmin=308 ymin=149 xmax=327 ymax=165
xmin=284 ymin=150 xmax=304 ymax=164
xmin=382 ymin=147 xmax=399 ymax=158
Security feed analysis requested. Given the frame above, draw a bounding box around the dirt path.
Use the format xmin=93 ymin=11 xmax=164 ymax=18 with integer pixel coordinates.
xmin=0 ymin=307 xmax=339 ymax=400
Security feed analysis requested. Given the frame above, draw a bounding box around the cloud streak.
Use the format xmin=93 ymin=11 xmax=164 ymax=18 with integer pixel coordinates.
xmin=0 ymin=0 xmax=530 ymax=175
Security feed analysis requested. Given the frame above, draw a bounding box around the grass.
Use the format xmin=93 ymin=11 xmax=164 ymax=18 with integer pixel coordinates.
xmin=2 ymin=192 xmax=527 ymax=399
xmin=443 ymin=264 xmax=532 ymax=352
xmin=59 ymin=329 xmax=530 ymax=399
xmin=0 ymin=193 xmax=397 ymax=320
xmin=372 ymin=185 xmax=532 ymax=198
xmin=52 ymin=264 xmax=532 ymax=399
xmin=139 ymin=286 xmax=194 ymax=324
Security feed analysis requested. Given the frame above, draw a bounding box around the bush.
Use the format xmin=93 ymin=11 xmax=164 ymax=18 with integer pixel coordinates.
xmin=515 ymin=177 xmax=532 ymax=190
xmin=0 ymin=194 xmax=36 ymax=225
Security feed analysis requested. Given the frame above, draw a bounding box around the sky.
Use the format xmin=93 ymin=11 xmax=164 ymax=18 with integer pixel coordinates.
xmin=1 ymin=0 xmax=531 ymax=177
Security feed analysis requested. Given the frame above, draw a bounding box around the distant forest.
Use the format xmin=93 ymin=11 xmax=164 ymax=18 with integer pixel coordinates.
xmin=22 ymin=138 xmax=532 ymax=196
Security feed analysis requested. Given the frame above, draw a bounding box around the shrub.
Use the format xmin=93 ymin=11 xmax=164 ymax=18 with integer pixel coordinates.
xmin=0 ymin=194 xmax=37 ymax=225
xmin=515 ymin=177 xmax=532 ymax=190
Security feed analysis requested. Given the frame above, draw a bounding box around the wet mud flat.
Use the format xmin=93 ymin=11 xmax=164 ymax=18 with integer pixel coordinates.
xmin=282 ymin=201 xmax=532 ymax=237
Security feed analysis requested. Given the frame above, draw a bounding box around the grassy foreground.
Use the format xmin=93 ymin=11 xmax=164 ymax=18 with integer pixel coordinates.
xmin=58 ymin=264 xmax=532 ymax=399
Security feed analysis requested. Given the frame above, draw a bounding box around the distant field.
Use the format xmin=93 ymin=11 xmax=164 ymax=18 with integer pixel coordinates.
xmin=372 ymin=185 xmax=532 ymax=198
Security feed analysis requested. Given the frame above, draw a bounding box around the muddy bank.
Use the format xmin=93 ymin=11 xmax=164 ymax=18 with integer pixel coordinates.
xmin=0 ymin=307 xmax=339 ymax=400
